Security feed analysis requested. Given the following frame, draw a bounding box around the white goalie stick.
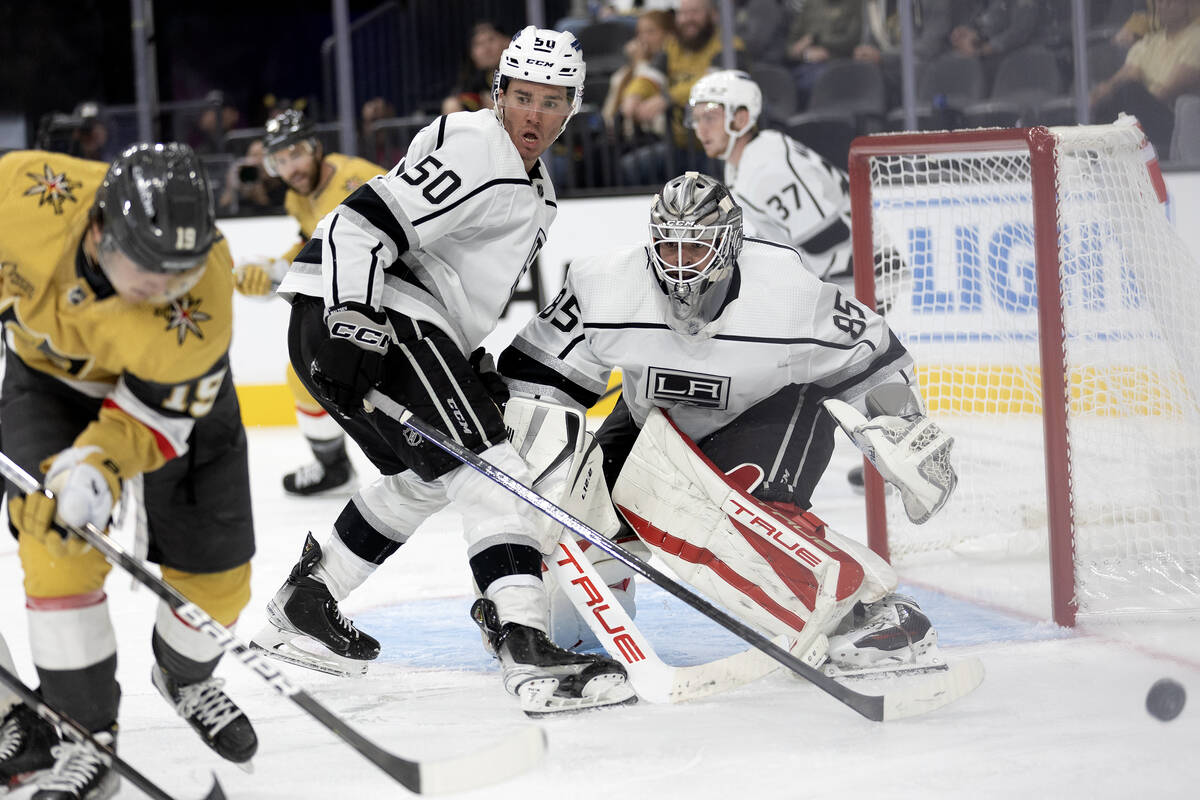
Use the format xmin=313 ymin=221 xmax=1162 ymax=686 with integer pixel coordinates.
xmin=547 ymin=532 xmax=784 ymax=703
xmin=0 ymin=663 xmax=223 ymax=800
xmin=365 ymin=390 xmax=984 ymax=722
xmin=0 ymin=451 xmax=546 ymax=796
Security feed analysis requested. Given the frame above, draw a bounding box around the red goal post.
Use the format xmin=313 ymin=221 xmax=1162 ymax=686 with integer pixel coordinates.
xmin=847 ymin=121 xmax=1200 ymax=627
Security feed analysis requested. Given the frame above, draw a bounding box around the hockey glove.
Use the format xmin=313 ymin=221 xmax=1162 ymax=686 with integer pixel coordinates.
xmin=233 ymin=263 xmax=274 ymax=296
xmin=10 ymin=446 xmax=122 ymax=557
xmin=311 ymin=301 xmax=396 ymax=418
xmin=470 ymin=347 xmax=510 ymax=410
xmin=823 ymin=397 xmax=957 ymax=525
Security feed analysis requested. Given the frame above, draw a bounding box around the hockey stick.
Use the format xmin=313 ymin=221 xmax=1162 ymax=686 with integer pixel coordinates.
xmin=366 ymin=390 xmax=983 ymax=722
xmin=0 ymin=664 xmax=222 ymax=800
xmin=548 ymin=533 xmax=784 ymax=703
xmin=0 ymin=452 xmax=546 ymax=796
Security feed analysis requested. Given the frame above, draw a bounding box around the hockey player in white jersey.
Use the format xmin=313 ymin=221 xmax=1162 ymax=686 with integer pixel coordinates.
xmin=250 ymin=27 xmax=634 ymax=715
xmin=499 ymin=172 xmax=958 ymax=678
xmin=689 ymin=70 xmax=854 ymax=280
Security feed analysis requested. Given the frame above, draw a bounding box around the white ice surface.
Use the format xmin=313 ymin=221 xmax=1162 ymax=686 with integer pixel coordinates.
xmin=2 ymin=428 xmax=1199 ymax=800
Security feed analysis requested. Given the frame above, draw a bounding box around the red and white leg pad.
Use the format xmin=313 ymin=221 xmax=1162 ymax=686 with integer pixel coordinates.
xmin=611 ymin=409 xmax=893 ymax=660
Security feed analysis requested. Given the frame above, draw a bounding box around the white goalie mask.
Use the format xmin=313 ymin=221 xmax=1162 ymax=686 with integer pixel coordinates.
xmin=648 ymin=172 xmax=744 ymax=335
xmin=688 ymin=70 xmax=763 ymax=160
xmin=493 ymin=26 xmax=587 ymax=137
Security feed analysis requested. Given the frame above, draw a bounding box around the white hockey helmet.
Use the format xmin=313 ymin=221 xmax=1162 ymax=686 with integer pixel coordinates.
xmin=689 ymin=70 xmax=762 ymax=159
xmin=649 ymin=172 xmax=744 ymax=335
xmin=493 ymin=26 xmax=587 ymax=126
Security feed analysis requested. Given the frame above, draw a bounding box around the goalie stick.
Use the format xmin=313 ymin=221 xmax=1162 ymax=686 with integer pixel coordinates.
xmin=0 ymin=663 xmax=223 ymax=800
xmin=366 ymin=389 xmax=983 ymax=722
xmin=547 ymin=533 xmax=785 ymax=703
xmin=0 ymin=451 xmax=546 ymax=796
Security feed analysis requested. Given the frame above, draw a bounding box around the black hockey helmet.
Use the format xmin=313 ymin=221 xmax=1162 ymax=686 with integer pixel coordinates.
xmin=263 ymin=109 xmax=321 ymax=176
xmin=263 ymin=108 xmax=315 ymax=153
xmin=95 ymin=142 xmax=217 ymax=274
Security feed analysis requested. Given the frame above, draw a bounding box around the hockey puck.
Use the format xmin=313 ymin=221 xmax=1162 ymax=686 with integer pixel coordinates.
xmin=1146 ymin=678 xmax=1186 ymax=721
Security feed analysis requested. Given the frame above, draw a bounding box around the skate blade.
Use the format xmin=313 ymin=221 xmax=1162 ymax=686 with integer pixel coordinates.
xmin=518 ymin=675 xmax=638 ymax=717
xmin=821 ymin=647 xmax=949 ymax=681
xmin=248 ymin=630 xmax=369 ymax=678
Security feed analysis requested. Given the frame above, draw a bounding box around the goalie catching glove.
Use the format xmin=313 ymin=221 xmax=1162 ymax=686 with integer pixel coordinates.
xmin=823 ymin=384 xmax=957 ymax=524
xmin=9 ymin=445 xmax=123 ymax=557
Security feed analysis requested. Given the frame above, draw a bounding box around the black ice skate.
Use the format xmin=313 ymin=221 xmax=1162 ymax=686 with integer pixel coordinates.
xmin=824 ymin=594 xmax=945 ymax=679
xmin=282 ymin=457 xmax=356 ymax=496
xmin=1 ymin=703 xmax=59 ymax=792
xmin=471 ymin=598 xmax=637 ymax=717
xmin=30 ymin=724 xmax=119 ymax=800
xmin=249 ymin=533 xmax=380 ymax=677
xmin=152 ymin=665 xmax=257 ymax=766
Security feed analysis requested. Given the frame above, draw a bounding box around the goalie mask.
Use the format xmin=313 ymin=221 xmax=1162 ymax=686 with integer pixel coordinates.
xmin=688 ymin=71 xmax=762 ymax=160
xmin=649 ymin=172 xmax=743 ymax=335
xmin=93 ymin=142 xmax=216 ymax=303
xmin=493 ymin=26 xmax=586 ymax=137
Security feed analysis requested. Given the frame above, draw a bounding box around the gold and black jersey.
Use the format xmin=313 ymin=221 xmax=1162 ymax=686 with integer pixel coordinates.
xmin=0 ymin=149 xmax=236 ymax=479
xmin=280 ymin=152 xmax=386 ymax=263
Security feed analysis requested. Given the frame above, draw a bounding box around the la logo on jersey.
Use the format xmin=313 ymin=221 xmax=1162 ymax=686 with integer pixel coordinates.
xmin=647 ymin=366 xmax=729 ymax=409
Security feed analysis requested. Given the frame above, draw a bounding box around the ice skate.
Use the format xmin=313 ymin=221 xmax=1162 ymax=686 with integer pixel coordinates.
xmin=30 ymin=725 xmax=118 ymax=800
xmin=282 ymin=456 xmax=356 ymax=496
xmin=823 ymin=594 xmax=946 ymax=679
xmin=250 ymin=533 xmax=379 ymax=677
xmin=152 ymin=666 xmax=257 ymax=767
xmin=471 ymin=598 xmax=636 ymax=717
xmin=1 ymin=703 xmax=58 ymax=793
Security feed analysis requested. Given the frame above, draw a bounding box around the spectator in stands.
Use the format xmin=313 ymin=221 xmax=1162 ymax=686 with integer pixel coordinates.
xmin=69 ymin=102 xmax=113 ymax=162
xmin=619 ymin=0 xmax=742 ymax=185
xmin=1091 ymin=0 xmax=1200 ymax=153
xmin=785 ymin=0 xmax=864 ymax=108
xmin=601 ymin=9 xmax=674 ymax=147
xmin=949 ymin=0 xmax=1042 ymax=66
xmin=442 ymin=21 xmax=507 ymax=114
xmin=217 ymin=138 xmax=286 ymax=216
xmin=854 ymin=0 xmax=959 ymax=107
xmin=360 ymin=96 xmax=403 ymax=167
xmin=188 ymin=91 xmax=241 ymax=155
xmin=736 ymin=0 xmax=789 ymax=64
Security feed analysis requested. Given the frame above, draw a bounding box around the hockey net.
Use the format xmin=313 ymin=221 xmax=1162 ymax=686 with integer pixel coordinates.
xmin=848 ymin=119 xmax=1200 ymax=625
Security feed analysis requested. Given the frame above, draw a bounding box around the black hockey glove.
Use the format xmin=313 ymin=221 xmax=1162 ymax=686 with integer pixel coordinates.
xmin=470 ymin=347 xmax=510 ymax=410
xmin=310 ymin=302 xmax=395 ymax=418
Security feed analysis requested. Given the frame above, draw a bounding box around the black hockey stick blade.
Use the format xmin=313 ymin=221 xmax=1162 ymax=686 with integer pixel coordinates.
xmin=365 ymin=390 xmax=981 ymax=722
xmin=0 ymin=451 xmax=546 ymax=794
xmin=0 ymin=663 xmax=222 ymax=800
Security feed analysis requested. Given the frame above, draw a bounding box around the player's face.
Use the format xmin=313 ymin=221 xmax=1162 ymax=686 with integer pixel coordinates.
xmin=654 ymin=239 xmax=717 ymax=278
xmin=690 ymin=103 xmax=730 ymax=158
xmin=498 ymin=80 xmax=572 ymax=168
xmin=96 ymin=239 xmax=205 ymax=305
xmin=269 ymin=142 xmax=321 ymax=194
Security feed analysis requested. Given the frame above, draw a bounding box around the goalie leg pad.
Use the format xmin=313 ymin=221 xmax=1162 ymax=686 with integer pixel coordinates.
xmin=612 ymin=409 xmax=874 ymax=654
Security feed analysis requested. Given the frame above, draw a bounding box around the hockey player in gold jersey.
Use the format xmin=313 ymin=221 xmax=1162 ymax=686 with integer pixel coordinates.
xmin=0 ymin=143 xmax=257 ymax=799
xmin=233 ymin=109 xmax=386 ymax=496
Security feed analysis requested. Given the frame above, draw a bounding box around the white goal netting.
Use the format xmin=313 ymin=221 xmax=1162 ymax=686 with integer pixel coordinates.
xmin=855 ymin=120 xmax=1200 ymax=620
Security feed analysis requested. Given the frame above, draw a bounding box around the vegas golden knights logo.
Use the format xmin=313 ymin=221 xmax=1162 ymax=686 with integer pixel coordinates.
xmin=24 ymin=164 xmax=82 ymax=215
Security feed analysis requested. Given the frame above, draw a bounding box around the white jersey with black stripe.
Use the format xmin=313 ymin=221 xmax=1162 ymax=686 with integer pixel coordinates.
xmin=725 ymin=130 xmax=853 ymax=279
xmin=278 ymin=109 xmax=557 ymax=352
xmin=504 ymin=239 xmax=914 ymax=443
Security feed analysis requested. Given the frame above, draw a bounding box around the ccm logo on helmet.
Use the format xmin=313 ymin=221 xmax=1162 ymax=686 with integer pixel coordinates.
xmin=329 ymin=321 xmax=391 ymax=349
xmin=528 ymin=59 xmax=555 ymax=67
